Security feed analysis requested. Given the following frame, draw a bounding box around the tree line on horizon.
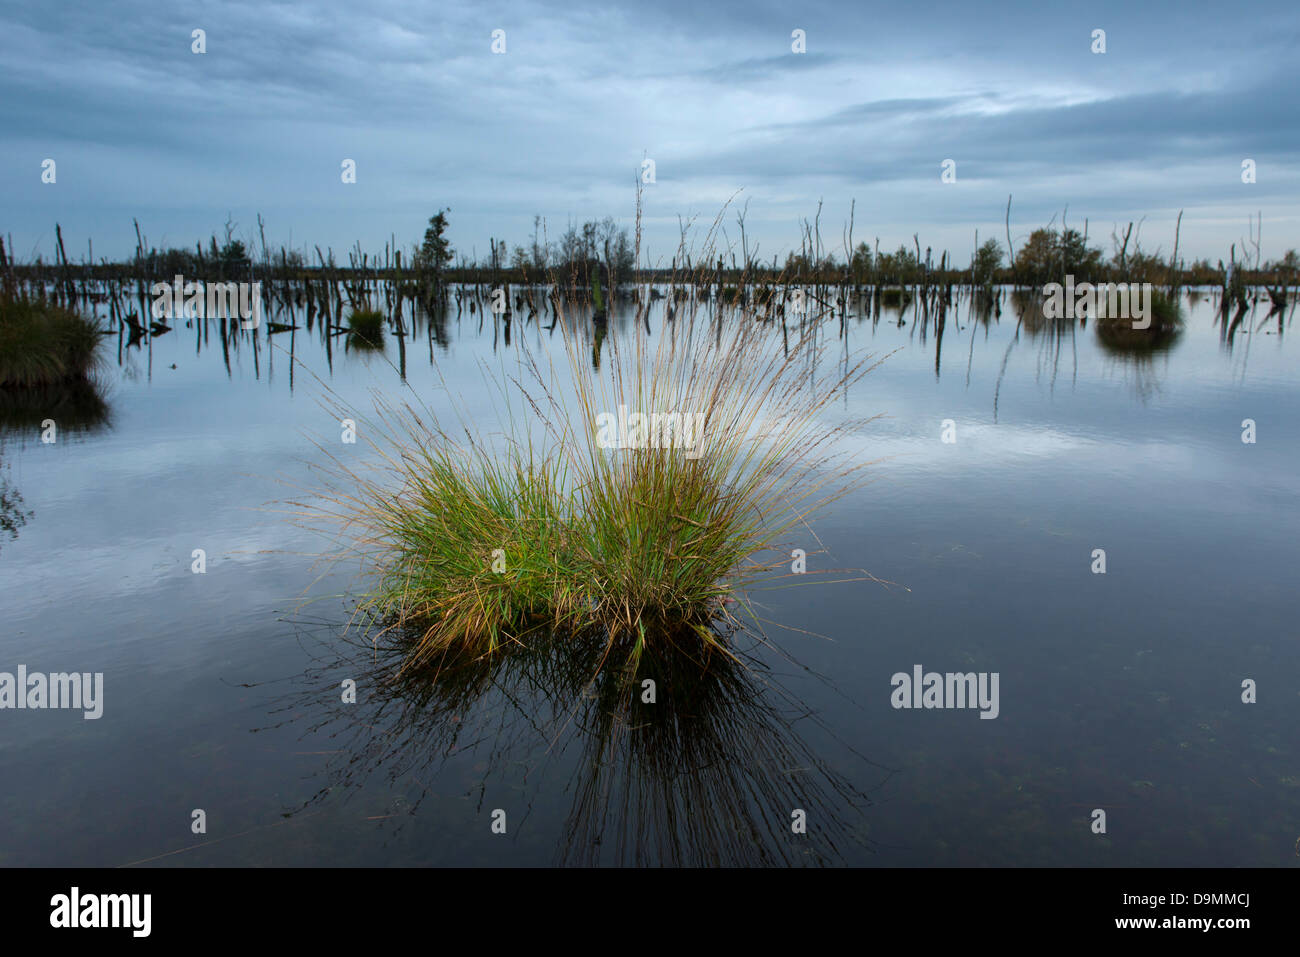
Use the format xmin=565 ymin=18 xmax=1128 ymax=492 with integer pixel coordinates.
xmin=7 ymin=208 xmax=1299 ymax=293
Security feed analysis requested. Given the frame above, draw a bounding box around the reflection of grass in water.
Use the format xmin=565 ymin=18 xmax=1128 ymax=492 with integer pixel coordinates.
xmin=0 ymin=457 xmax=32 ymax=551
xmin=345 ymin=332 xmax=385 ymax=353
xmin=272 ymin=618 xmax=890 ymax=866
xmin=0 ymin=377 xmax=111 ymax=435
xmin=1095 ymin=322 xmax=1182 ymax=356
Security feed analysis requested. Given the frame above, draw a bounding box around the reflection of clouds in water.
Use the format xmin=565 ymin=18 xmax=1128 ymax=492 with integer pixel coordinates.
xmin=268 ymin=619 xmax=894 ymax=866
xmin=836 ymin=423 xmax=1097 ymax=470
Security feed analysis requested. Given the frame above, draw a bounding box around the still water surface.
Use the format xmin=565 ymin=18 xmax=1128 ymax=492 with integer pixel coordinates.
xmin=1 ymin=287 xmax=1296 ymax=865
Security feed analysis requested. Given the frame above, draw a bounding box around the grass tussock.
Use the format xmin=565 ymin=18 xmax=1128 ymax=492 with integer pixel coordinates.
xmin=0 ymin=297 xmax=103 ymax=388
xmin=303 ymin=266 xmax=882 ymax=671
xmin=1148 ymin=288 xmax=1182 ymax=328
xmin=345 ymin=308 xmax=385 ymax=348
xmin=1093 ymin=287 xmax=1183 ymax=353
xmin=1090 ymin=285 xmax=1182 ymax=328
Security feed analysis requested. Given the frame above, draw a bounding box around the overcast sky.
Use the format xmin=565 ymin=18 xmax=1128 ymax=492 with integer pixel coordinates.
xmin=3 ymin=0 xmax=1298 ymax=266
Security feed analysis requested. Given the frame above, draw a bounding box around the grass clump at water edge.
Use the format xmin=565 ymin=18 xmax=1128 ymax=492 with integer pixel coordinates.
xmin=0 ymin=296 xmax=104 ymax=389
